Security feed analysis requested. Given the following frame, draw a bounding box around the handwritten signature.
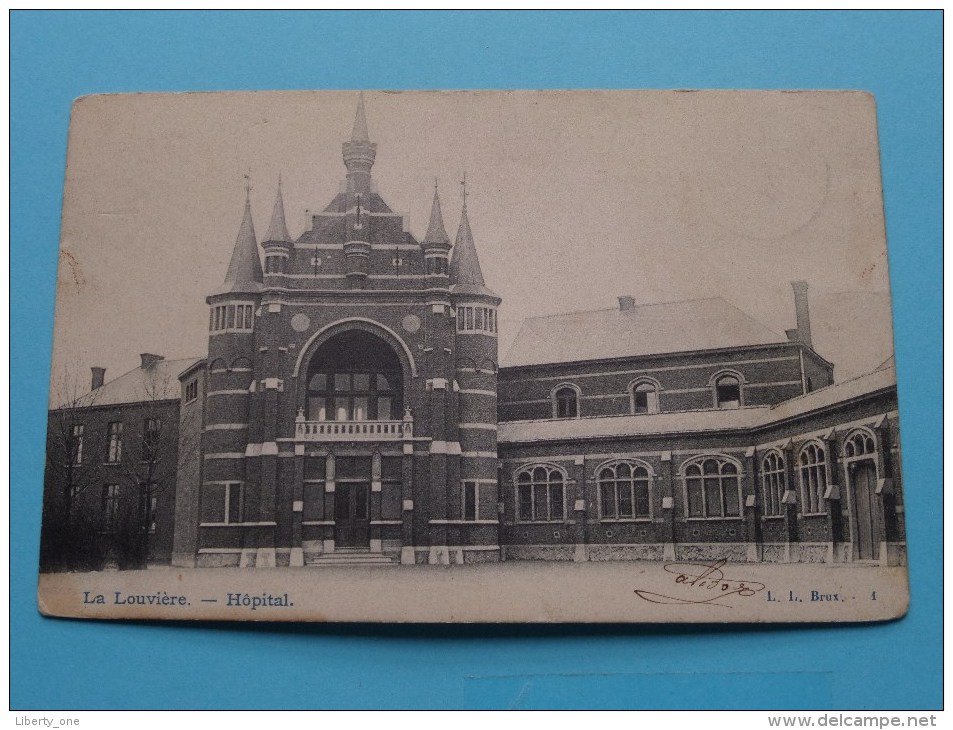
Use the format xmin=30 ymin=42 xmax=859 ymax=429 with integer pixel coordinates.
xmin=634 ymin=559 xmax=766 ymax=607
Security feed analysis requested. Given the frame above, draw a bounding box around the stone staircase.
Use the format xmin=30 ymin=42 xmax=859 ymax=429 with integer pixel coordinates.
xmin=305 ymin=547 xmax=399 ymax=567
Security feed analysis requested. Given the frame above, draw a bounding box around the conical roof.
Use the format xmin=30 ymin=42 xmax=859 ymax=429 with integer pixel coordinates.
xmin=219 ymin=195 xmax=263 ymax=294
xmin=264 ymin=178 xmax=291 ymax=243
xmin=450 ymin=203 xmax=498 ymax=299
xmin=423 ymin=186 xmax=450 ymax=245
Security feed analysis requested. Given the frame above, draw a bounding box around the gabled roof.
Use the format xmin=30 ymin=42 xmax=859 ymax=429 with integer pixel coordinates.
xmin=502 ymin=297 xmax=789 ymax=368
xmin=58 ymin=357 xmax=205 ymax=409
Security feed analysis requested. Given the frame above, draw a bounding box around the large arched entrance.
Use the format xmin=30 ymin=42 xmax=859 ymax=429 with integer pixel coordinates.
xmin=305 ymin=329 xmax=404 ymax=423
xmin=303 ymin=329 xmax=405 ymax=549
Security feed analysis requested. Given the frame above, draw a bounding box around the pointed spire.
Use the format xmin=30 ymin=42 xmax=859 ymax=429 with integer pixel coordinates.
xmin=450 ymin=199 xmax=485 ymax=287
xmin=423 ymin=180 xmax=450 ymax=245
xmin=264 ymin=175 xmax=291 ymax=243
xmin=351 ymin=91 xmax=370 ymax=142
xmin=220 ymin=186 xmax=263 ymax=294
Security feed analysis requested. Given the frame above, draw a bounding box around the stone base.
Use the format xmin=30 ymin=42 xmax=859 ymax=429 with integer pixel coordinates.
xmin=428 ymin=546 xmax=450 ymax=565
xmin=256 ymin=547 xmax=276 ymax=568
xmin=289 ymin=547 xmax=304 ymax=567
xmin=400 ymin=546 xmax=416 ymax=565
xmin=239 ymin=549 xmax=256 ymax=568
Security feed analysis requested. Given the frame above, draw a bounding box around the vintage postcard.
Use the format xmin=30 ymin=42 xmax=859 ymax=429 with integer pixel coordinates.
xmin=38 ymin=90 xmax=908 ymax=622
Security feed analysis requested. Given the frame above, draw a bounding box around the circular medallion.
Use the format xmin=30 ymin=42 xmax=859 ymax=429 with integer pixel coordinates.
xmin=290 ymin=313 xmax=311 ymax=332
xmin=402 ymin=314 xmax=421 ymax=333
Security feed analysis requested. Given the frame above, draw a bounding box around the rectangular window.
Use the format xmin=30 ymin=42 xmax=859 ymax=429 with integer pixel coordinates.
xmin=139 ymin=488 xmax=158 ymax=533
xmin=226 ymin=305 xmax=235 ymax=329
xmin=518 ymin=485 xmax=533 ymax=522
xmin=309 ymin=397 xmax=327 ymax=421
xmin=107 ymin=422 xmax=123 ymax=463
xmin=303 ymin=481 xmax=324 ymax=521
xmin=378 ymin=396 xmax=393 ymax=421
xmin=143 ymin=418 xmax=161 ymax=455
xmin=464 ymin=307 xmax=473 ymax=330
xmin=71 ymin=424 xmax=84 ymax=466
xmin=352 ymin=397 xmax=369 ymax=421
xmin=226 ymin=482 xmax=243 ymax=524
xmin=185 ymin=380 xmax=198 ymax=403
xmin=381 ymin=457 xmax=403 ymax=520
xmin=102 ymin=484 xmax=121 ymax=533
xmin=463 ymin=481 xmax=478 ymax=520
xmin=457 ymin=307 xmax=464 ymax=330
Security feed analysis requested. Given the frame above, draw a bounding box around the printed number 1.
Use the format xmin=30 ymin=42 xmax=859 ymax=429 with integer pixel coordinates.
xmin=871 ymin=591 xmax=877 ymax=601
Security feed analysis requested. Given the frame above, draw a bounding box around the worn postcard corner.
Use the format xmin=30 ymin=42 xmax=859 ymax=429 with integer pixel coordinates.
xmin=39 ymin=89 xmax=908 ymax=624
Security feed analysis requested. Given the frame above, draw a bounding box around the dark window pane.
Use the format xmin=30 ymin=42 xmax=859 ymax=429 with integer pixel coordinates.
xmin=334 ymin=374 xmax=350 ymax=391
xmin=377 ymin=373 xmax=392 ymax=390
xmin=687 ymin=477 xmax=704 ymax=517
xmin=704 ymin=477 xmax=721 ymax=516
xmin=304 ymin=456 xmax=326 ymax=481
xmin=601 ymin=481 xmax=616 ymax=518
xmin=550 ymin=483 xmax=564 ymax=520
xmin=303 ymin=482 xmax=324 ymax=521
xmin=378 ymin=396 xmax=393 ymax=420
xmin=227 ymin=484 xmax=242 ymax=523
xmin=353 ymin=373 xmax=371 ymax=390
xmin=635 ymin=480 xmax=650 ymax=517
xmin=519 ymin=485 xmax=533 ymax=521
xmin=381 ymin=456 xmax=402 ymax=481
xmin=381 ymin=483 xmax=401 ymax=520
xmin=335 ymin=457 xmax=371 ymax=480
xmin=202 ymin=484 xmax=226 ymax=523
xmin=464 ymin=483 xmax=477 ymax=521
xmin=309 ymin=373 xmax=327 ymax=391
xmin=352 ymin=397 xmax=369 ymax=420
xmin=334 ymin=398 xmax=348 ymax=421
xmin=723 ymin=477 xmax=740 ymax=516
xmin=533 ymin=484 xmax=547 ymax=520
xmin=618 ymin=482 xmax=634 ymax=518
xmin=308 ymin=397 xmax=327 ymax=421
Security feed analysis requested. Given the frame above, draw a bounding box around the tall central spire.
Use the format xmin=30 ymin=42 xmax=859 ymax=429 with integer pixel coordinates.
xmin=342 ymin=92 xmax=377 ymax=195
xmin=351 ymin=91 xmax=370 ymax=142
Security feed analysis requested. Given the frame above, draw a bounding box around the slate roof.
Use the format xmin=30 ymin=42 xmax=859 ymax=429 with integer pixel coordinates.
xmin=502 ymin=297 xmax=789 ymax=368
xmin=499 ymin=363 xmax=896 ymax=445
xmin=60 ymin=357 xmax=205 ymax=409
xmin=263 ymin=180 xmax=291 ymax=243
xmin=217 ymin=198 xmax=263 ymax=295
xmin=450 ymin=204 xmax=498 ymax=299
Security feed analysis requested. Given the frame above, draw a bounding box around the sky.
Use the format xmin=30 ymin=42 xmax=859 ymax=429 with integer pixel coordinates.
xmin=51 ymin=90 xmax=894 ymax=397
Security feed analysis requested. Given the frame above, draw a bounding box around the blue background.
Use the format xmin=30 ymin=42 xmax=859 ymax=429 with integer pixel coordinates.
xmin=10 ymin=11 xmax=942 ymax=710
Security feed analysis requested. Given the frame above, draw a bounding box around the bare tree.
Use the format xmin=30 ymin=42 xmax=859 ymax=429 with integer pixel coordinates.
xmin=41 ymin=366 xmax=103 ymax=572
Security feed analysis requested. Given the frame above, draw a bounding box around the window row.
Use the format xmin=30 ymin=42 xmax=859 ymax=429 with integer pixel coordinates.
xmin=456 ymin=306 xmax=497 ymax=334
xmin=550 ymin=372 xmax=745 ymax=419
xmin=67 ymin=419 xmax=162 ymax=466
xmin=306 ymin=371 xmax=399 ymax=422
xmin=760 ymin=431 xmax=879 ymax=518
xmin=209 ymin=303 xmax=254 ymax=332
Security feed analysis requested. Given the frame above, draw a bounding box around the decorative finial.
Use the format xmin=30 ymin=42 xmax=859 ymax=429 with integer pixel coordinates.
xmin=434 ymin=177 xmax=438 ymax=194
xmin=243 ymin=169 xmax=252 ymax=203
xmin=461 ymin=171 xmax=468 ymax=209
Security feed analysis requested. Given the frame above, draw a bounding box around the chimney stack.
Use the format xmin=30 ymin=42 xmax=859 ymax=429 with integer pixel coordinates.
xmin=91 ymin=367 xmax=106 ymax=391
xmin=140 ymin=353 xmax=164 ymax=369
xmin=789 ymin=280 xmax=812 ymax=347
xmin=618 ymin=295 xmax=635 ymax=312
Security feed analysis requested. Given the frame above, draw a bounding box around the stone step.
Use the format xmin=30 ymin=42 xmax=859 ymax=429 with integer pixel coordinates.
xmin=305 ymin=552 xmax=398 ymax=566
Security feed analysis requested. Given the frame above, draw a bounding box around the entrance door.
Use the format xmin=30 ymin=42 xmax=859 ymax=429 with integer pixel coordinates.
xmin=334 ymin=482 xmax=370 ymax=548
xmin=850 ymin=462 xmax=878 ymax=561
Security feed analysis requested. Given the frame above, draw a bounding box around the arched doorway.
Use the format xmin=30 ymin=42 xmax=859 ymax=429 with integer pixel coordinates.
xmin=850 ymin=461 xmax=879 ymax=561
xmin=304 ymin=329 xmax=405 ymax=548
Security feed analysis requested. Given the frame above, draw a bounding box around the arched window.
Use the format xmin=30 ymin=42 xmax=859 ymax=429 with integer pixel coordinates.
xmin=630 ymin=379 xmax=660 ymax=414
xmin=798 ymin=441 xmax=828 ymax=515
xmin=844 ymin=429 xmax=876 ymax=459
xmin=598 ymin=461 xmax=652 ymax=519
xmin=683 ymin=456 xmax=741 ymax=518
xmin=306 ymin=330 xmax=402 ymax=421
xmin=761 ymin=450 xmax=786 ymax=517
xmin=714 ymin=374 xmax=742 ymax=409
xmin=516 ymin=465 xmax=566 ymax=522
xmin=552 ymin=385 xmax=579 ymax=419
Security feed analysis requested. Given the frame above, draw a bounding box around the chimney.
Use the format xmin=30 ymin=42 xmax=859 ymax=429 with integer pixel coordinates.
xmin=140 ymin=353 xmax=164 ymax=369
xmin=618 ymin=295 xmax=636 ymax=312
xmin=790 ymin=280 xmax=812 ymax=347
xmin=91 ymin=367 xmax=106 ymax=391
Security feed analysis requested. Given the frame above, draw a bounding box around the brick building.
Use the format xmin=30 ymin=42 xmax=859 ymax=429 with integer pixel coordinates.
xmin=43 ymin=96 xmax=905 ymax=570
